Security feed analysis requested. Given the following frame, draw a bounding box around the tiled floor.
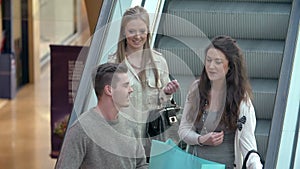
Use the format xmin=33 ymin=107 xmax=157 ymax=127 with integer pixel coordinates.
xmin=0 ymin=64 xmax=57 ymax=169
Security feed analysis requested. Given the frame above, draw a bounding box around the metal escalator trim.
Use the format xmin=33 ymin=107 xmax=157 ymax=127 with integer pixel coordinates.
xmin=67 ymin=0 xmax=117 ymax=129
xmin=266 ymin=0 xmax=300 ymax=168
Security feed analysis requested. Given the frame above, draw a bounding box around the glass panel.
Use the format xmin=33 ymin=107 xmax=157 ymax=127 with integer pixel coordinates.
xmin=276 ymin=25 xmax=300 ymax=168
xmin=84 ymin=0 xmax=140 ymax=112
xmin=143 ymin=0 xmax=165 ymax=46
xmin=293 ymin=104 xmax=300 ymax=169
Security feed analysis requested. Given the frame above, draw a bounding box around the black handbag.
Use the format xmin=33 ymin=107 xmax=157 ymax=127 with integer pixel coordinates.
xmin=145 ymin=99 xmax=186 ymax=149
xmin=242 ymin=150 xmax=265 ymax=169
xmin=146 ymin=103 xmax=181 ymax=138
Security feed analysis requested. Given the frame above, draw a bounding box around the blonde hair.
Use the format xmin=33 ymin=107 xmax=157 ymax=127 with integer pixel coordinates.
xmin=115 ymin=6 xmax=159 ymax=88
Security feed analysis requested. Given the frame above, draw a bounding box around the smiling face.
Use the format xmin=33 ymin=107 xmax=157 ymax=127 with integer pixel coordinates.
xmin=205 ymin=48 xmax=229 ymax=82
xmin=111 ymin=73 xmax=133 ymax=108
xmin=124 ymin=18 xmax=148 ymax=52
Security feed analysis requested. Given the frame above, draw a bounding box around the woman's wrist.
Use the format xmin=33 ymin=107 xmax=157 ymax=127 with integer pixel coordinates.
xmin=164 ymin=91 xmax=171 ymax=95
xmin=198 ymin=136 xmax=204 ymax=146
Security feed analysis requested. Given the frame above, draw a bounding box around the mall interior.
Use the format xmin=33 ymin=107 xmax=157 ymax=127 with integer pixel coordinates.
xmin=0 ymin=0 xmax=100 ymax=168
xmin=0 ymin=0 xmax=299 ymax=168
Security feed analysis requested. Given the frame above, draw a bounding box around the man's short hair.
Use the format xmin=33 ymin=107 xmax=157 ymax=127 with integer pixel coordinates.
xmin=92 ymin=63 xmax=128 ymax=98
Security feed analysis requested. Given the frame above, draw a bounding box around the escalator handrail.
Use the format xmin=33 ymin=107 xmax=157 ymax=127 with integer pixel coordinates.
xmin=265 ymin=0 xmax=300 ymax=168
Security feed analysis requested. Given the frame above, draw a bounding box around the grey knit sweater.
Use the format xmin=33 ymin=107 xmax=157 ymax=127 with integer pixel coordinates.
xmin=55 ymin=108 xmax=148 ymax=169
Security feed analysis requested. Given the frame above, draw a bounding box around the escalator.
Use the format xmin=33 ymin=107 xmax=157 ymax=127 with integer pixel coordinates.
xmin=64 ymin=0 xmax=300 ymax=168
xmin=154 ymin=0 xmax=293 ymax=162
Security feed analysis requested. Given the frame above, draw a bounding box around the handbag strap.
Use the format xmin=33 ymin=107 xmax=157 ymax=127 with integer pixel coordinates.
xmin=242 ymin=150 xmax=265 ymax=169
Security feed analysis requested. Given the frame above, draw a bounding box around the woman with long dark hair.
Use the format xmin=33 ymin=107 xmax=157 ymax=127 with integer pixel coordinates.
xmin=178 ymin=35 xmax=263 ymax=169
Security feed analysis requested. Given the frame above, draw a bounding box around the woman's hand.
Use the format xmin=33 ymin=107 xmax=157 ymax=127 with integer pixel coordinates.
xmin=164 ymin=80 xmax=180 ymax=95
xmin=198 ymin=131 xmax=224 ymax=146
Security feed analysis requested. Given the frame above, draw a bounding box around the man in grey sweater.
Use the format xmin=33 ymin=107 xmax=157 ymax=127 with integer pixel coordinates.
xmin=55 ymin=63 xmax=148 ymax=169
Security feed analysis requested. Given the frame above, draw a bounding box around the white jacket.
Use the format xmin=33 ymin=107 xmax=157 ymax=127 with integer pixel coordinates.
xmin=108 ymin=50 xmax=171 ymax=139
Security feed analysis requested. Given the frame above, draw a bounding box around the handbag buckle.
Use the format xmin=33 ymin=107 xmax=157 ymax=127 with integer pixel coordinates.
xmin=168 ymin=116 xmax=177 ymax=124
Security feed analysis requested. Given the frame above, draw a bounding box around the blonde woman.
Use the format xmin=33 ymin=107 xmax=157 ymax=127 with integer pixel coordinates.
xmin=108 ymin=6 xmax=179 ymax=157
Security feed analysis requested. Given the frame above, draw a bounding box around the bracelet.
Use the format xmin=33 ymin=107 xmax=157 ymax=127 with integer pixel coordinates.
xmin=198 ymin=136 xmax=204 ymax=146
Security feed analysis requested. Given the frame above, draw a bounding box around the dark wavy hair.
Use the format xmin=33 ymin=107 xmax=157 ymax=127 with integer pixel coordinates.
xmin=197 ymin=35 xmax=252 ymax=130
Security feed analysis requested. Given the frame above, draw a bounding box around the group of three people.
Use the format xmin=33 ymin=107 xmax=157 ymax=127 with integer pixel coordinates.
xmin=56 ymin=5 xmax=263 ymax=169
